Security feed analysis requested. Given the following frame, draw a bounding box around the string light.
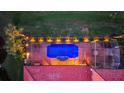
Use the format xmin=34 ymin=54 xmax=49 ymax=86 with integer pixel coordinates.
xmin=83 ymin=37 xmax=89 ymax=42
xmin=113 ymin=35 xmax=123 ymax=39
xmin=47 ymin=38 xmax=53 ymax=43
xmin=73 ymin=37 xmax=79 ymax=43
xmin=25 ymin=36 xmax=29 ymax=40
xmin=65 ymin=37 xmax=71 ymax=43
xmin=18 ymin=33 xmax=25 ymax=37
xmin=26 ymin=52 xmax=30 ymax=59
xmin=93 ymin=37 xmax=99 ymax=42
xmin=25 ymin=43 xmax=29 ymax=47
xmin=56 ymin=37 xmax=61 ymax=43
xmin=39 ymin=37 xmax=44 ymax=43
xmin=30 ymin=37 xmax=35 ymax=42
xmin=104 ymin=36 xmax=110 ymax=42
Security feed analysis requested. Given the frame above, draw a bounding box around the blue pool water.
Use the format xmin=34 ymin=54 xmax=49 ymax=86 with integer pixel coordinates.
xmin=47 ymin=44 xmax=78 ymax=58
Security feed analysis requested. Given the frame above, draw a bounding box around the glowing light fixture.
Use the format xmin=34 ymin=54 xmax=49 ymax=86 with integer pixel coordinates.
xmin=21 ymin=34 xmax=25 ymax=37
xmin=104 ymin=36 xmax=110 ymax=42
xmin=93 ymin=37 xmax=99 ymax=42
xmin=26 ymin=52 xmax=30 ymax=59
xmin=19 ymin=33 xmax=25 ymax=37
xmin=25 ymin=36 xmax=29 ymax=40
xmin=65 ymin=37 xmax=71 ymax=43
xmin=30 ymin=37 xmax=35 ymax=42
xmin=83 ymin=37 xmax=89 ymax=42
xmin=56 ymin=37 xmax=61 ymax=43
xmin=113 ymin=35 xmax=124 ymax=39
xmin=25 ymin=43 xmax=29 ymax=47
xmin=73 ymin=37 xmax=79 ymax=43
xmin=39 ymin=37 xmax=44 ymax=43
xmin=47 ymin=38 xmax=53 ymax=43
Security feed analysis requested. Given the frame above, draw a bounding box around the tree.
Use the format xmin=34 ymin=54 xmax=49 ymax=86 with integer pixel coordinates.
xmin=5 ymin=24 xmax=25 ymax=60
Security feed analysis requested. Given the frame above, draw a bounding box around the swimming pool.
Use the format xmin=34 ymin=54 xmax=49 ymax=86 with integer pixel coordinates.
xmin=47 ymin=44 xmax=78 ymax=58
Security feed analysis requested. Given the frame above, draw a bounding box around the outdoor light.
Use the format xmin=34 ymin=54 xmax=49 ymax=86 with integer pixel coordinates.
xmin=25 ymin=36 xmax=29 ymax=40
xmin=73 ymin=37 xmax=79 ymax=43
xmin=39 ymin=37 xmax=44 ymax=43
xmin=47 ymin=38 xmax=53 ymax=43
xmin=65 ymin=37 xmax=71 ymax=43
xmin=104 ymin=36 xmax=110 ymax=42
xmin=26 ymin=52 xmax=30 ymax=59
xmin=30 ymin=37 xmax=35 ymax=42
xmin=115 ymin=46 xmax=119 ymax=48
xmin=113 ymin=35 xmax=124 ymax=39
xmin=25 ymin=43 xmax=29 ymax=47
xmin=56 ymin=37 xmax=61 ymax=43
xmin=21 ymin=34 xmax=25 ymax=37
xmin=93 ymin=37 xmax=99 ymax=42
xmin=83 ymin=37 xmax=89 ymax=42
xmin=18 ymin=32 xmax=25 ymax=37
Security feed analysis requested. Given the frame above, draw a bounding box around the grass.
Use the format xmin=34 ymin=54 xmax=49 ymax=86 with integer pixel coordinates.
xmin=3 ymin=55 xmax=23 ymax=81
xmin=15 ymin=11 xmax=124 ymax=37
